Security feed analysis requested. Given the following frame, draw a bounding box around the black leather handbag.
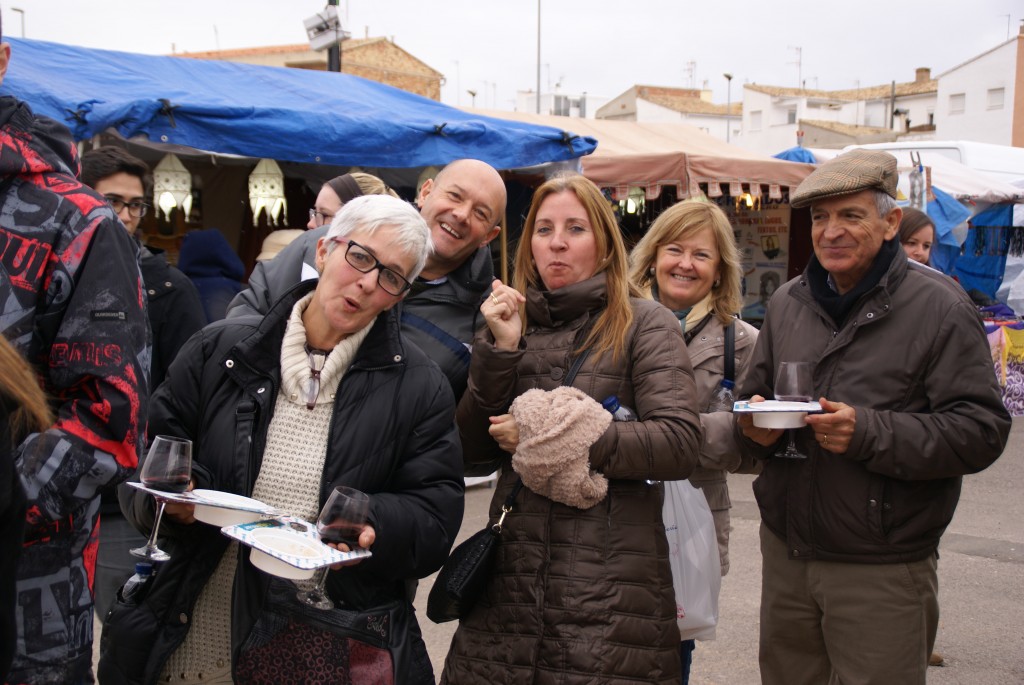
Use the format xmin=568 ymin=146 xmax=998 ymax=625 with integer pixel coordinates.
xmin=426 ymin=343 xmax=592 ymax=624
xmin=425 ymin=479 xmax=523 ymax=623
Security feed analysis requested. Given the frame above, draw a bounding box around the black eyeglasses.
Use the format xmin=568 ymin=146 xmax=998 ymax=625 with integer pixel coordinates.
xmin=309 ymin=208 xmax=334 ymax=227
xmin=105 ymin=196 xmax=151 ymax=218
xmin=331 ymin=238 xmax=411 ymax=296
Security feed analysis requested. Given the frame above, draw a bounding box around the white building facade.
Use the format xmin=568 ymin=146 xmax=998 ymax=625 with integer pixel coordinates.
xmin=935 ymin=30 xmax=1023 ymax=146
xmin=595 ymin=85 xmax=741 ymax=142
xmin=738 ymin=69 xmax=938 ymax=157
xmin=515 ymin=91 xmax=610 ymax=119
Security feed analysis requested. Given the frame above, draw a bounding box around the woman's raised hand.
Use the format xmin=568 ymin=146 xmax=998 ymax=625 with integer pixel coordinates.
xmin=488 ymin=413 xmax=520 ymax=453
xmin=482 ymin=279 xmax=526 ymax=350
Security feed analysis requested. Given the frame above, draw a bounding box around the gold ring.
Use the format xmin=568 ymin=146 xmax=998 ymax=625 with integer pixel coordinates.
xmin=823 ymin=434 xmax=829 ymax=446
xmin=491 ymin=294 xmax=500 ymax=305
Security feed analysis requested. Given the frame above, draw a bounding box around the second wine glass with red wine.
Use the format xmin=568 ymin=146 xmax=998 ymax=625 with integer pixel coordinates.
xmin=297 ymin=486 xmax=370 ymax=610
xmin=130 ymin=435 xmax=193 ymax=562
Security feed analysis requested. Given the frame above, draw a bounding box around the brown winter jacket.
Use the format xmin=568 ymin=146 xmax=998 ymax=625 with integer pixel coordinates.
xmin=442 ymin=274 xmax=703 ymax=685
xmin=738 ymin=251 xmax=1010 ymax=564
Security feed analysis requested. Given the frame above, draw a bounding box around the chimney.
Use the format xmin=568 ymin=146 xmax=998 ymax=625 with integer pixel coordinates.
xmin=915 ymin=67 xmax=931 ymax=83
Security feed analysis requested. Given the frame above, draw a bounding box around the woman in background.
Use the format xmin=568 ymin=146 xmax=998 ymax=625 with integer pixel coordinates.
xmin=898 ymin=206 xmax=935 ymax=266
xmin=308 ymin=172 xmax=400 ymax=230
xmin=629 ymin=199 xmax=759 ymax=683
xmin=0 ymin=336 xmax=51 ymax=680
xmin=441 ymin=174 xmax=702 ymax=684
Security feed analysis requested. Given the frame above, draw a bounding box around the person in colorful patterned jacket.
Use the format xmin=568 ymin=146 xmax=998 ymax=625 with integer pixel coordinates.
xmin=0 ymin=17 xmax=151 ymax=684
xmin=80 ymin=146 xmax=206 ymax=628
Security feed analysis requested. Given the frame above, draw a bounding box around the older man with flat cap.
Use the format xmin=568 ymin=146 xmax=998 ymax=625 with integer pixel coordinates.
xmin=737 ymin=149 xmax=1010 ymax=684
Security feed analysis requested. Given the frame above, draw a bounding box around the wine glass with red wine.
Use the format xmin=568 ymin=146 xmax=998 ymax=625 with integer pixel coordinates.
xmin=297 ymin=486 xmax=369 ymax=610
xmin=130 ymin=435 xmax=193 ymax=562
xmin=775 ymin=361 xmax=814 ymax=459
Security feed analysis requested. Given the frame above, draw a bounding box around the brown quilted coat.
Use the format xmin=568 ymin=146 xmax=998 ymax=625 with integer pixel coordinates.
xmin=441 ymin=274 xmax=703 ymax=685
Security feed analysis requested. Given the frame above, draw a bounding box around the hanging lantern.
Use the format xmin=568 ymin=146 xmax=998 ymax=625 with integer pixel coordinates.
xmin=248 ymin=158 xmax=287 ymax=227
xmin=624 ymin=186 xmax=646 ymax=215
xmin=153 ymin=154 xmax=193 ymax=222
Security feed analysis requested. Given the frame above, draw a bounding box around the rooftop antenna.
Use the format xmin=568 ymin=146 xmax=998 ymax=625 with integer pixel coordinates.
xmin=683 ymin=60 xmax=696 ymax=89
xmin=788 ymin=46 xmax=803 ymax=89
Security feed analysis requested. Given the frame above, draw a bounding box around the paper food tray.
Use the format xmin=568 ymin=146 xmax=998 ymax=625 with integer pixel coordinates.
xmin=222 ymin=518 xmax=371 ymax=571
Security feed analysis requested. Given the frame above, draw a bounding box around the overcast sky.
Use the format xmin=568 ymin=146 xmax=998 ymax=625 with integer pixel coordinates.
xmin=4 ymin=0 xmax=1021 ymax=111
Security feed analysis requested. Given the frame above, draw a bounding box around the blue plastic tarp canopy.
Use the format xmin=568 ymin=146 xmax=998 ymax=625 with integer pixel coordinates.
xmin=933 ymin=204 xmax=1016 ymax=298
xmin=2 ymin=37 xmax=596 ymax=170
xmin=929 ymin=185 xmax=972 ymax=249
xmin=773 ymin=146 xmax=817 ymax=164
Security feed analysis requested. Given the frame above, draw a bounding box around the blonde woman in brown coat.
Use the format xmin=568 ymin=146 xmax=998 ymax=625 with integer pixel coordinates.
xmin=441 ymin=174 xmax=703 ymax=685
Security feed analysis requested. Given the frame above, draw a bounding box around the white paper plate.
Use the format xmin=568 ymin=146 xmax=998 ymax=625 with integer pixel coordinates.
xmin=733 ymin=400 xmax=822 ymax=429
xmin=752 ymin=411 xmax=808 ymax=429
xmin=733 ymin=400 xmax=822 ymax=413
xmin=191 ymin=489 xmax=275 ymax=527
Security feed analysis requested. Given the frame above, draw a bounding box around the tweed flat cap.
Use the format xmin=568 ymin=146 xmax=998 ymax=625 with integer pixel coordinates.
xmin=790 ymin=149 xmax=898 ymax=208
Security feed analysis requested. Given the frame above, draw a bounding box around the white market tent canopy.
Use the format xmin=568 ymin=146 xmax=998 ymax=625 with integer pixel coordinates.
xmin=464 ymin=108 xmax=815 ymax=200
xmin=811 ymin=148 xmax=1024 ymax=205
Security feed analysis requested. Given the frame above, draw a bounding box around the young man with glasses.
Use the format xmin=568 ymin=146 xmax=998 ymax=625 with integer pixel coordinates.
xmin=80 ymin=145 xmax=207 ymax=626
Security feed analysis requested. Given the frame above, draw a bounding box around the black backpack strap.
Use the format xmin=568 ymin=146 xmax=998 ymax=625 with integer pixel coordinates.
xmin=724 ymin=321 xmax=736 ymax=385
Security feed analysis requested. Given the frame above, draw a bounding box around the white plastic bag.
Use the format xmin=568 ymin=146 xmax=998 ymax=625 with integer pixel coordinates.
xmin=662 ymin=479 xmax=721 ymax=641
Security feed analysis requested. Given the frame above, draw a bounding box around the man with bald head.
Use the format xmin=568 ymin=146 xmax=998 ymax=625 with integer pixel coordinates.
xmin=229 ymin=159 xmax=507 ymax=400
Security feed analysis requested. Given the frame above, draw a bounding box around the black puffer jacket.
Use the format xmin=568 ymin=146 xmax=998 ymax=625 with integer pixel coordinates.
xmin=103 ymin=280 xmax=465 ymax=684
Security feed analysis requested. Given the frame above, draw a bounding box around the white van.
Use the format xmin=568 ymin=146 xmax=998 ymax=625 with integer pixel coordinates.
xmin=843 ymin=141 xmax=1024 ymax=184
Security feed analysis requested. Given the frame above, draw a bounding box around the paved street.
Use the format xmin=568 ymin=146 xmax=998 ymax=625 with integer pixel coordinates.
xmin=417 ymin=419 xmax=1024 ymax=684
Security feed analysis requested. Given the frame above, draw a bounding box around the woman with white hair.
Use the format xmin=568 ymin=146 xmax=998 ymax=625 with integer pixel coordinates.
xmin=105 ymin=195 xmax=464 ymax=685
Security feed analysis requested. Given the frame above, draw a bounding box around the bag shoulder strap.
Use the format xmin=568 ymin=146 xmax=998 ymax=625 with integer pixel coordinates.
xmin=724 ymin=320 xmax=735 ymax=385
xmin=563 ymin=345 xmax=592 ymax=388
